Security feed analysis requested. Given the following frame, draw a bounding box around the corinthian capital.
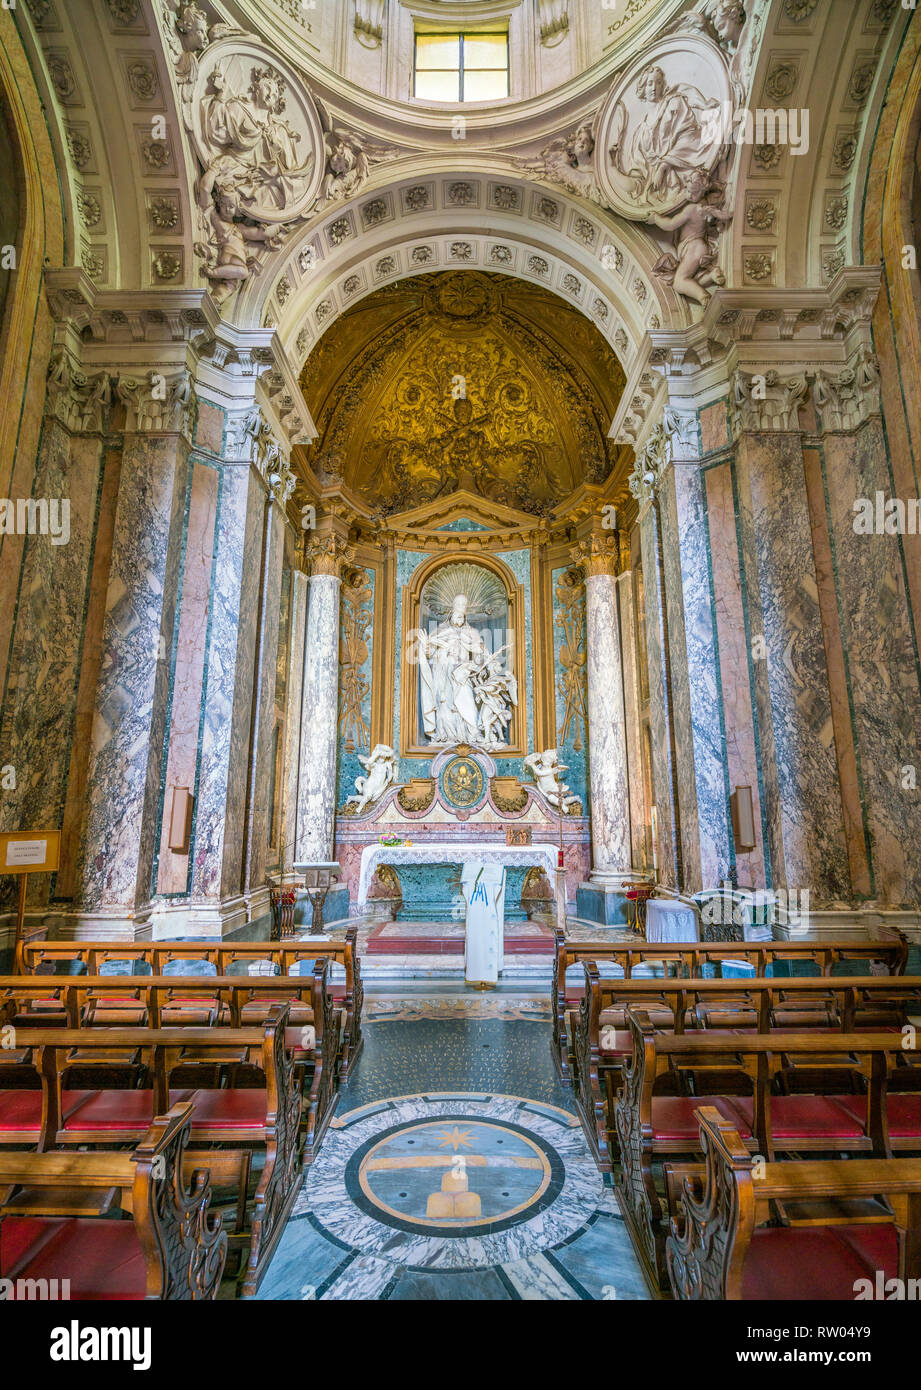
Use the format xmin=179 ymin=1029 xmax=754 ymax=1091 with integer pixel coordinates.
xmin=303 ymin=532 xmax=352 ymax=578
xmin=571 ymin=532 xmax=618 ymax=578
xmin=117 ymin=369 xmax=196 ymax=438
xmin=45 ymin=351 xmax=112 ymax=434
xmin=813 ymin=346 xmax=880 ymax=433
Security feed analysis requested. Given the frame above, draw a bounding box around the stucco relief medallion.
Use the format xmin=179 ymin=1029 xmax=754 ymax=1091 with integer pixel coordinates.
xmin=594 ymin=35 xmax=733 ymax=221
xmin=189 ymin=38 xmax=324 ymax=224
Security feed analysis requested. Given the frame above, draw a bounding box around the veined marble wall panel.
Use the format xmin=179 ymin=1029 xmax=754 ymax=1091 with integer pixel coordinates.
xmin=820 ymin=421 xmax=921 ymax=903
xmin=247 ymin=502 xmax=286 ymax=892
xmin=194 ymin=465 xmax=263 ymax=902
xmin=394 ymin=548 xmax=431 ymax=776
xmin=658 ymin=464 xmax=731 ymax=890
xmin=734 ymin=434 xmax=850 ymax=903
xmin=75 ymin=434 xmax=189 ymax=912
xmin=155 ymin=458 xmax=219 ymax=896
xmin=0 ymin=423 xmax=105 ymax=906
xmin=337 ymin=566 xmax=375 ymax=808
xmin=281 ymin=570 xmax=308 ymax=874
xmin=551 ymin=564 xmax=588 ymax=808
xmin=638 ymin=506 xmax=678 ymax=888
xmin=802 ymin=446 xmax=872 ymax=897
xmin=57 ymin=445 xmax=122 ymax=902
xmin=704 ymin=460 xmax=768 ymax=888
xmin=617 ymin=571 xmax=647 ymax=872
xmin=496 ymin=549 xmax=532 ymax=757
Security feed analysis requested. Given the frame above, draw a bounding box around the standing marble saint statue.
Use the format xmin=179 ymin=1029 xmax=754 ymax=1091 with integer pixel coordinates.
xmin=462 ymin=862 xmax=507 ymax=988
xmin=411 ymin=593 xmax=517 ymax=749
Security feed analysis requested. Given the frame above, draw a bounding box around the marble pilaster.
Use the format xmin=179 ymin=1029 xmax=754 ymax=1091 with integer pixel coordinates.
xmin=73 ymin=376 xmax=195 ymax=927
xmin=732 ymin=372 xmax=851 ymax=903
xmin=652 ymin=421 xmax=733 ymax=891
xmin=296 ymin=534 xmax=349 ymax=863
xmin=280 ymin=569 xmax=309 ymax=877
xmin=616 ymin=563 xmax=648 ymax=874
xmin=637 ymin=499 xmax=680 ymax=888
xmin=572 ymin=532 xmax=639 ymax=924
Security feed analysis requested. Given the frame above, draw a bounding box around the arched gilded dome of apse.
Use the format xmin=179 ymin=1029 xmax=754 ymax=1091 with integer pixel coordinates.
xmin=295 ymin=269 xmax=628 ymax=517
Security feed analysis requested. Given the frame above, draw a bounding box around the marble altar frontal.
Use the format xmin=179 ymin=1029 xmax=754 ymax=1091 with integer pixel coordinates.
xmin=462 ymin=862 xmax=506 ymax=986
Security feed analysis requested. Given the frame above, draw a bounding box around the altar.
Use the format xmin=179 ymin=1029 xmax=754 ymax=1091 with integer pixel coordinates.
xmin=356 ymin=841 xmax=564 ymax=919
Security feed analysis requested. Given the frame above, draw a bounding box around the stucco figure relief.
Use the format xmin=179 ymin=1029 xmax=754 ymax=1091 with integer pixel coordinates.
xmin=524 ymin=749 xmax=582 ymax=813
xmin=345 ymin=743 xmax=399 ymax=815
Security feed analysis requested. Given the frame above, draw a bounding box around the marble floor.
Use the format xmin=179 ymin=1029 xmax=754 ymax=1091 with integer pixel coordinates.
xmin=254 ymin=1003 xmax=649 ymax=1301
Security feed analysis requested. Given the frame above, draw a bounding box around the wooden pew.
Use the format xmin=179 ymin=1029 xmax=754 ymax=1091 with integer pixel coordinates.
xmin=0 ymin=1101 xmax=227 ymax=1299
xmin=666 ymin=1105 xmax=921 ymax=1300
xmin=14 ymin=930 xmax=364 ymax=1080
xmin=551 ymin=930 xmax=909 ymax=1082
xmin=615 ymin=1013 xmax=921 ymax=1292
xmin=0 ymin=967 xmax=340 ymax=1145
xmin=0 ymin=1009 xmax=313 ymax=1297
xmin=572 ymin=969 xmax=921 ymax=1170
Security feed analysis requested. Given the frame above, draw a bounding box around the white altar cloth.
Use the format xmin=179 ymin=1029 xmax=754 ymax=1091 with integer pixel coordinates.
xmin=646 ymin=898 xmax=699 ymax=943
xmin=356 ymin=841 xmax=561 ymax=910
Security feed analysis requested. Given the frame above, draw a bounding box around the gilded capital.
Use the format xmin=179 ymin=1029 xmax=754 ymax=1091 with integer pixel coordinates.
xmin=303 ymin=532 xmax=353 ymax=578
xmin=571 ymin=533 xmax=618 ymax=578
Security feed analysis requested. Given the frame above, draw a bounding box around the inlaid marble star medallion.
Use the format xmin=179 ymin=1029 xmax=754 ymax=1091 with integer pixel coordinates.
xmin=279 ymin=1092 xmax=646 ymax=1295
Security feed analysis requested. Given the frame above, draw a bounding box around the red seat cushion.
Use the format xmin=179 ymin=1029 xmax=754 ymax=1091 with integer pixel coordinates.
xmin=1 ymin=1218 xmax=146 ymax=1300
xmin=728 ymin=1094 xmax=866 ymax=1141
xmin=741 ymin=1224 xmax=898 ymax=1300
xmin=330 ymin=984 xmax=346 ymax=1001
xmin=650 ymin=1096 xmax=752 ymax=1142
xmin=186 ymin=1088 xmax=267 ymax=1129
xmin=0 ymin=1092 xmax=43 ymax=1133
xmin=62 ymin=1090 xmax=193 ymax=1131
xmin=837 ymin=1092 xmax=921 ymax=1139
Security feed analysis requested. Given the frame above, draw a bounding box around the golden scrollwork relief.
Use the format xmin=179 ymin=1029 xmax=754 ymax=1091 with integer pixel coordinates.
xmin=338 ymin=567 xmax=373 ymax=753
xmin=397 ymin=777 xmax=436 ymax=813
xmin=299 ymin=273 xmax=625 ymax=518
xmin=555 ymin=568 xmax=587 ymax=752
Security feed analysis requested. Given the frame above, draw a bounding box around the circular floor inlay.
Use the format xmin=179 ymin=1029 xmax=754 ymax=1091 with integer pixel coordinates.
xmin=347 ymin=1114 xmax=562 ymax=1237
xmin=292 ymin=1092 xmax=612 ymax=1271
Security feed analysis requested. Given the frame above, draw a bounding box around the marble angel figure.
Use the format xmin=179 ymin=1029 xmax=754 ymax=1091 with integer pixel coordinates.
xmin=346 ymin=744 xmax=399 ymax=815
xmin=524 ymin=749 xmax=582 ymax=812
xmin=472 ymin=646 xmax=518 ymax=749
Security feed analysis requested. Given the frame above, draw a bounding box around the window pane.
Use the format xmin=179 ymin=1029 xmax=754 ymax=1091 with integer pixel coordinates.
xmin=416 ymin=34 xmax=460 ymax=70
xmin=462 ymin=68 xmax=509 ymax=102
xmin=463 ymin=35 xmax=507 ymax=70
xmin=415 ymin=69 xmax=461 ymax=102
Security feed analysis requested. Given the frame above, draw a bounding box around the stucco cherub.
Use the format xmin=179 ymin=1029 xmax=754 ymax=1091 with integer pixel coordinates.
xmin=346 ymin=744 xmax=399 ymax=815
xmin=650 ymin=170 xmax=733 ymax=305
xmin=524 ymin=749 xmax=582 ymax=813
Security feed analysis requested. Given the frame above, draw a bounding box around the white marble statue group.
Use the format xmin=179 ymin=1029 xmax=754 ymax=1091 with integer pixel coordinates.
xmin=410 ymin=594 xmax=518 ymax=751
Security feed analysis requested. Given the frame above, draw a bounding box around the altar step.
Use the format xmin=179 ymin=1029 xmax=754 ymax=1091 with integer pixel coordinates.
xmin=359 ymin=954 xmax=553 ymax=984
xmin=365 ymin=919 xmax=554 ymax=956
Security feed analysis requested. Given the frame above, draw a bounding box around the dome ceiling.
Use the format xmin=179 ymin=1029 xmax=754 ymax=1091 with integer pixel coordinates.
xmin=297 ymin=270 xmax=627 ymax=516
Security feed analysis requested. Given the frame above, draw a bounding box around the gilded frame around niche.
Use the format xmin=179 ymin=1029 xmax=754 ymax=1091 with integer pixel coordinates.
xmin=399 ymin=551 xmax=527 ymax=759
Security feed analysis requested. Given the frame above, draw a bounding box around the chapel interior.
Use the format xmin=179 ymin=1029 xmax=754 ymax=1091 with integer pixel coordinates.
xmin=1 ymin=0 xmax=921 ymax=1316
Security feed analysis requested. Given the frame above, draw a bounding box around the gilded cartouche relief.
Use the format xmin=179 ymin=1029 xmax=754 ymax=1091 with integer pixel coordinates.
xmin=819 ymin=419 xmax=921 ymax=904
xmin=658 ymin=462 xmax=732 ymax=890
xmin=638 ymin=505 xmax=679 ymax=888
xmin=337 ymin=565 xmax=375 ymax=807
xmin=551 ymin=563 xmax=589 ymax=813
xmin=733 ymin=433 xmax=851 ymax=903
